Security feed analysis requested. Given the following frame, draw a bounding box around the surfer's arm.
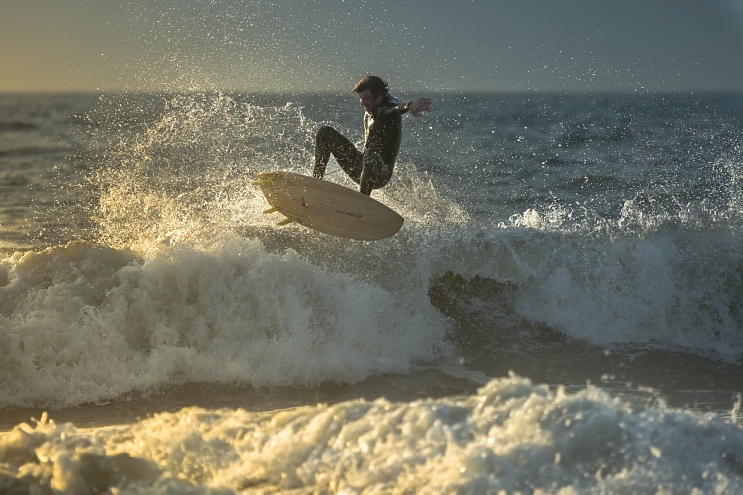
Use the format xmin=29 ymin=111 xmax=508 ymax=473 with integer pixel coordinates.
xmin=376 ymin=97 xmax=432 ymax=119
xmin=406 ymin=97 xmax=433 ymax=117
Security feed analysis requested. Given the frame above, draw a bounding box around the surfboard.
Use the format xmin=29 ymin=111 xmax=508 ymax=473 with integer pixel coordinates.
xmin=255 ymin=171 xmax=404 ymax=240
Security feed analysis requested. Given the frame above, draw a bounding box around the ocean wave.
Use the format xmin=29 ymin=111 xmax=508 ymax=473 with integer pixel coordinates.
xmin=3 ymin=90 xmax=743 ymax=411
xmin=2 ymin=375 xmax=741 ymax=493
xmin=0 ymin=120 xmax=38 ymax=131
xmin=0 ymin=239 xmax=449 ymax=408
xmin=423 ymin=218 xmax=743 ymax=364
xmin=2 ymin=187 xmax=741 ymax=410
xmin=0 ymin=146 xmax=70 ymax=158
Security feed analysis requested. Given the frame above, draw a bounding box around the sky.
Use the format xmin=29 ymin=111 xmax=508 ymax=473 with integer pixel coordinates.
xmin=2 ymin=0 xmax=743 ymax=93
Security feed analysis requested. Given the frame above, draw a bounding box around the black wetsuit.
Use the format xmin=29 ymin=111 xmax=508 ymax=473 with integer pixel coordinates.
xmin=313 ymin=94 xmax=409 ymax=195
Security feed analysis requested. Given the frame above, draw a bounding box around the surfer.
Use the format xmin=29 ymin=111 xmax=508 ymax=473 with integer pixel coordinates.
xmin=313 ymin=75 xmax=433 ymax=195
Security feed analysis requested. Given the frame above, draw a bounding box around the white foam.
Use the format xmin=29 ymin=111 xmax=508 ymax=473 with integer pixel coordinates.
xmin=442 ymin=201 xmax=743 ymax=361
xmin=2 ymin=375 xmax=741 ymax=493
xmin=0 ymin=238 xmax=450 ymax=408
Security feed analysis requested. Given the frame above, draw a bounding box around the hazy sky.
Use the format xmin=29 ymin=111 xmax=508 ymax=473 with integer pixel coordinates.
xmin=3 ymin=0 xmax=743 ymax=93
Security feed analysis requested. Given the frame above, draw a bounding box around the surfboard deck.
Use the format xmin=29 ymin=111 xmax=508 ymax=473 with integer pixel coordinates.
xmin=255 ymin=171 xmax=403 ymax=240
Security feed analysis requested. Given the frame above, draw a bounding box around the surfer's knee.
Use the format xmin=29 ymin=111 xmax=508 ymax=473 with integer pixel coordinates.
xmin=362 ymin=149 xmax=383 ymax=169
xmin=363 ymin=150 xmax=390 ymax=180
xmin=360 ymin=149 xmax=391 ymax=193
xmin=316 ymin=125 xmax=337 ymax=142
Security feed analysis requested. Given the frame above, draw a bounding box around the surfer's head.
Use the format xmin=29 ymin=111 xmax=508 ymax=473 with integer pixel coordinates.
xmin=353 ymin=75 xmax=388 ymax=112
xmin=352 ymin=75 xmax=389 ymax=97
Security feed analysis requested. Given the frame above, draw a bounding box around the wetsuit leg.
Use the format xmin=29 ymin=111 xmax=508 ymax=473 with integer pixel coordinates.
xmin=359 ymin=148 xmax=393 ymax=195
xmin=313 ymin=126 xmax=363 ymax=182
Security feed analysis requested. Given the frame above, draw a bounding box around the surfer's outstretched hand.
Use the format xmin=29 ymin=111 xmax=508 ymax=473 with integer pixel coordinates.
xmin=409 ymin=97 xmax=433 ymax=117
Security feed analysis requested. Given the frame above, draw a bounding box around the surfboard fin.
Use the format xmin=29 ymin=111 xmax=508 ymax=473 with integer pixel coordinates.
xmin=277 ymin=217 xmax=296 ymax=226
xmin=263 ymin=206 xmax=282 ymax=214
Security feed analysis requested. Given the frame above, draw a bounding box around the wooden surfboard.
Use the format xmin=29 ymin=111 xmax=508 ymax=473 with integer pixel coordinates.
xmin=255 ymin=171 xmax=404 ymax=240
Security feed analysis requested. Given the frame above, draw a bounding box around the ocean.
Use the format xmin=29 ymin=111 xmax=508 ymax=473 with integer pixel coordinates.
xmin=1 ymin=90 xmax=742 ymax=493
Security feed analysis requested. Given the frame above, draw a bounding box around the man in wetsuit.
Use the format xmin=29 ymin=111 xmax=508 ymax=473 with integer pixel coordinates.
xmin=313 ymin=75 xmax=433 ymax=195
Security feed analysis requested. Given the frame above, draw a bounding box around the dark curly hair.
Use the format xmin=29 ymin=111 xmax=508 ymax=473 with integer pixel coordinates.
xmin=351 ymin=75 xmax=389 ymax=97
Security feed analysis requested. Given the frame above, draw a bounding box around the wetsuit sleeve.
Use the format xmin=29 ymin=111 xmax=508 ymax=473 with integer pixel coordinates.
xmin=374 ymin=101 xmax=409 ymax=119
